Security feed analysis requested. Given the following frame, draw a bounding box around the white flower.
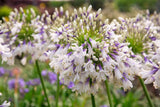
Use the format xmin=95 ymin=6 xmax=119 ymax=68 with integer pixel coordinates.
xmin=21 ymin=57 xmax=27 ymax=65
xmin=153 ymin=70 xmax=160 ymax=89
xmin=139 ymin=54 xmax=160 ymax=88
xmin=1 ymin=101 xmax=11 ymax=107
xmin=114 ymin=67 xmax=123 ymax=79
xmin=11 ymin=22 xmax=23 ymax=35
xmin=0 ymin=92 xmax=10 ymax=107
xmin=122 ymin=78 xmax=133 ymax=91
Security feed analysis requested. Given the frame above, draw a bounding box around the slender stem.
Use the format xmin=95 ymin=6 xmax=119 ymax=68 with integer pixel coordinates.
xmin=89 ymin=78 xmax=96 ymax=107
xmin=56 ymin=73 xmax=60 ymax=107
xmin=14 ymin=70 xmax=19 ymax=107
xmin=62 ymin=94 xmax=66 ymax=107
xmin=91 ymin=94 xmax=96 ymax=107
xmin=105 ymin=79 xmax=113 ymax=107
xmin=14 ymin=92 xmax=18 ymax=107
xmin=139 ymin=77 xmax=154 ymax=107
xmin=35 ymin=60 xmax=50 ymax=107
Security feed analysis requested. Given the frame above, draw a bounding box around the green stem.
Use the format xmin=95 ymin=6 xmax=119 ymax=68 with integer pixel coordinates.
xmin=35 ymin=60 xmax=50 ymax=107
xmin=91 ymin=94 xmax=96 ymax=107
xmin=89 ymin=79 xmax=96 ymax=107
xmin=14 ymin=93 xmax=18 ymax=107
xmin=105 ymin=79 xmax=113 ymax=107
xmin=139 ymin=77 xmax=154 ymax=107
xmin=56 ymin=73 xmax=60 ymax=107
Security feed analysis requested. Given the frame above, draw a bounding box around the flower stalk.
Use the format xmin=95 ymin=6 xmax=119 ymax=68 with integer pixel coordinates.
xmin=13 ymin=68 xmax=20 ymax=107
xmin=56 ymin=73 xmax=60 ymax=107
xmin=14 ymin=83 xmax=18 ymax=107
xmin=105 ymin=79 xmax=113 ymax=107
xmin=35 ymin=60 xmax=50 ymax=107
xmin=90 ymin=79 xmax=96 ymax=107
xmin=91 ymin=94 xmax=96 ymax=107
xmin=139 ymin=77 xmax=154 ymax=107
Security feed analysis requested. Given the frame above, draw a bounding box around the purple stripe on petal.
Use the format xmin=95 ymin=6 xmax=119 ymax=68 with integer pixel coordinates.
xmin=122 ymin=72 xmax=127 ymax=81
xmin=131 ymin=55 xmax=136 ymax=58
xmin=107 ymin=31 xmax=111 ymax=36
xmin=40 ymin=27 xmax=44 ymax=35
xmin=98 ymin=65 xmax=103 ymax=70
xmin=113 ymin=49 xmax=118 ymax=54
xmin=114 ymin=42 xmax=120 ymax=47
xmin=41 ymin=40 xmax=46 ymax=44
xmin=44 ymin=53 xmax=47 ymax=56
xmin=67 ymin=52 xmax=72 ymax=56
xmin=151 ymin=67 xmax=159 ymax=74
xmin=28 ymin=41 xmax=31 ymax=45
xmin=144 ymin=56 xmax=148 ymax=62
xmin=106 ymin=55 xmax=111 ymax=61
xmin=124 ymin=62 xmax=130 ymax=67
xmin=23 ymin=40 xmax=26 ymax=45
xmin=55 ymin=44 xmax=60 ymax=49
xmin=110 ymin=53 xmax=117 ymax=60
xmin=149 ymin=36 xmax=156 ymax=41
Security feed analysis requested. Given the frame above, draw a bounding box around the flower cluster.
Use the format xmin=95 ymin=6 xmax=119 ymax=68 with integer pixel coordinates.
xmin=1 ymin=6 xmax=160 ymax=95
xmin=0 ymin=7 xmax=67 ymax=65
xmin=112 ymin=11 xmax=160 ymax=89
xmin=47 ymin=6 xmax=143 ymax=94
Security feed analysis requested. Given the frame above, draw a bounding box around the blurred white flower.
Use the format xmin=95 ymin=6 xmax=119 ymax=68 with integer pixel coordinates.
xmin=0 ymin=92 xmax=10 ymax=107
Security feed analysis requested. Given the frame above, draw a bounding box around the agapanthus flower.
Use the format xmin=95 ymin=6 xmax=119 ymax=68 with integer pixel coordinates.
xmin=0 ymin=7 xmax=67 ymax=65
xmin=8 ymin=78 xmax=29 ymax=94
xmin=0 ymin=67 xmax=11 ymax=77
xmin=139 ymin=42 xmax=160 ymax=89
xmin=107 ymin=11 xmax=160 ymax=90
xmin=48 ymin=72 xmax=57 ymax=84
xmin=48 ymin=5 xmax=140 ymax=94
xmin=115 ymin=13 xmax=158 ymax=55
xmin=0 ymin=67 xmax=5 ymax=77
xmin=0 ymin=35 xmax=12 ymax=64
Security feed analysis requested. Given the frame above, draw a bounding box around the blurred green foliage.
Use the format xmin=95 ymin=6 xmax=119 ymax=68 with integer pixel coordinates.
xmin=0 ymin=5 xmax=40 ymax=22
xmin=0 ymin=6 xmax=12 ymax=20
xmin=48 ymin=1 xmax=66 ymax=7
xmin=111 ymin=88 xmax=145 ymax=107
xmin=49 ymin=0 xmax=106 ymax=10
xmin=115 ymin=0 xmax=157 ymax=12
xmin=70 ymin=0 xmax=86 ymax=8
xmin=49 ymin=0 xmax=85 ymax=8
xmin=114 ymin=0 xmax=131 ymax=12
xmin=90 ymin=0 xmax=106 ymax=10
